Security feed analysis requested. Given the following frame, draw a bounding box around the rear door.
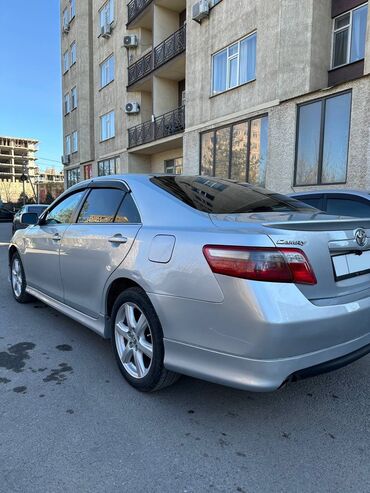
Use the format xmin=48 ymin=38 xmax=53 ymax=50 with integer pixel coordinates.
xmin=60 ymin=184 xmax=142 ymax=317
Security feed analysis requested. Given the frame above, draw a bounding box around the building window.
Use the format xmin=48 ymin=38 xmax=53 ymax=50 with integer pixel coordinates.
xmin=71 ymin=86 xmax=77 ymax=109
xmin=100 ymin=54 xmax=115 ymax=88
xmin=100 ymin=0 xmax=114 ymax=28
xmin=332 ymin=3 xmax=368 ymax=68
xmin=84 ymin=164 xmax=93 ymax=180
xmin=63 ymin=50 xmax=69 ymax=73
xmin=63 ymin=8 xmax=69 ymax=30
xmin=66 ymin=167 xmax=80 ymax=188
xmin=65 ymin=134 xmax=71 ymax=155
xmin=200 ymin=115 xmax=268 ymax=185
xmin=212 ymin=32 xmax=256 ymax=95
xmin=165 ymin=157 xmax=183 ymax=174
xmin=72 ymin=131 xmax=78 ymax=153
xmin=97 ymin=157 xmax=118 ymax=176
xmin=70 ymin=0 xmax=75 ymax=20
xmin=100 ymin=111 xmax=115 ymax=141
xmin=70 ymin=42 xmax=77 ymax=66
xmin=295 ymin=91 xmax=351 ymax=186
xmin=64 ymin=93 xmax=70 ymax=115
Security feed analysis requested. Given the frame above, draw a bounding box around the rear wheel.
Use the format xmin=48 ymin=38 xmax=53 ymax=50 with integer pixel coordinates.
xmin=111 ymin=287 xmax=180 ymax=392
xmin=10 ymin=252 xmax=32 ymax=303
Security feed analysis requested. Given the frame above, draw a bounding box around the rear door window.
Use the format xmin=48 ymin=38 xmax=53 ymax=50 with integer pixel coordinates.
xmin=114 ymin=194 xmax=141 ymax=223
xmin=77 ymin=188 xmax=125 ymax=224
xmin=151 ymin=176 xmax=315 ymax=214
xmin=326 ymin=197 xmax=370 ymax=218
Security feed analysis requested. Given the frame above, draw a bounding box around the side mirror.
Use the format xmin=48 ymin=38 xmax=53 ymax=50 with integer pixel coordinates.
xmin=21 ymin=212 xmax=39 ymax=225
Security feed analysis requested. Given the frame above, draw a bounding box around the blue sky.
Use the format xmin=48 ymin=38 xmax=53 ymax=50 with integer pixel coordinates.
xmin=0 ymin=0 xmax=62 ymax=170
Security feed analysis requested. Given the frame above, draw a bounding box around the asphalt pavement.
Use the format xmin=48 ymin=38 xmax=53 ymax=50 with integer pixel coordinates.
xmin=0 ymin=222 xmax=369 ymax=493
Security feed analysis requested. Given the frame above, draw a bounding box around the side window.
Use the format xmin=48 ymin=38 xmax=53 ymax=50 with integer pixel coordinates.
xmin=77 ymin=188 xmax=124 ymax=224
xmin=114 ymin=194 xmax=141 ymax=224
xmin=326 ymin=197 xmax=370 ymax=218
xmin=45 ymin=191 xmax=85 ymax=225
xmin=295 ymin=196 xmax=323 ymax=210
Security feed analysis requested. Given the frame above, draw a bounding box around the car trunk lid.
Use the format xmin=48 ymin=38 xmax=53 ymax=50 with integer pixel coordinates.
xmin=210 ymin=212 xmax=370 ymax=302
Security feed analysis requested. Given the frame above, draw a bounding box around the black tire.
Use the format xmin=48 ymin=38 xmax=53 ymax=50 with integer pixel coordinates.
xmin=10 ymin=252 xmax=33 ymax=303
xmin=111 ymin=287 xmax=180 ymax=392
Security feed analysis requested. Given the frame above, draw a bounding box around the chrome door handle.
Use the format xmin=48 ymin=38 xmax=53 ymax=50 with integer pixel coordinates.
xmin=109 ymin=235 xmax=128 ymax=244
xmin=52 ymin=233 xmax=61 ymax=242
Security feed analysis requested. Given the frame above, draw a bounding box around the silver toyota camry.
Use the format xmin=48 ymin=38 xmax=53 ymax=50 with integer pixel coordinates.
xmin=8 ymin=175 xmax=370 ymax=392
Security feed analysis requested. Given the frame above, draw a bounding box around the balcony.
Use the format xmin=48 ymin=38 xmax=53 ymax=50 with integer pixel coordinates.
xmin=127 ymin=0 xmax=153 ymax=25
xmin=128 ymin=25 xmax=186 ymax=87
xmin=128 ymin=106 xmax=185 ymax=149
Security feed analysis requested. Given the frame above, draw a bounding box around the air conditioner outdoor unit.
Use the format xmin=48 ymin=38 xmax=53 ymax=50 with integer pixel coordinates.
xmin=62 ymin=155 xmax=71 ymax=165
xmin=101 ymin=23 xmax=112 ymax=38
xmin=123 ymin=35 xmax=138 ymax=48
xmin=125 ymin=102 xmax=140 ymax=114
xmin=192 ymin=0 xmax=209 ymax=22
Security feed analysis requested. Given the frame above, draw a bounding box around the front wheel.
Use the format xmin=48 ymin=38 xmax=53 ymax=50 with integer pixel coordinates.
xmin=111 ymin=287 xmax=180 ymax=392
xmin=10 ymin=252 xmax=32 ymax=303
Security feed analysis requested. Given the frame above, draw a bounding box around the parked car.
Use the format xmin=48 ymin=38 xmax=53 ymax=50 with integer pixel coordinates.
xmin=290 ymin=190 xmax=370 ymax=218
xmin=8 ymin=175 xmax=370 ymax=392
xmin=0 ymin=207 xmax=14 ymax=222
xmin=12 ymin=204 xmax=48 ymax=234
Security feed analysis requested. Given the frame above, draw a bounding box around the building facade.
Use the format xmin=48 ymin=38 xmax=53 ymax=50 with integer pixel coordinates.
xmin=0 ymin=136 xmax=38 ymax=203
xmin=60 ymin=0 xmax=370 ymax=194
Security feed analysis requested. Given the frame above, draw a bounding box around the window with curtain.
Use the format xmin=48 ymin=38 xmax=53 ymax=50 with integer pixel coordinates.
xmin=100 ymin=0 xmax=114 ymax=28
xmin=212 ymin=32 xmax=256 ymax=95
xmin=101 ymin=111 xmax=115 ymax=141
xmin=200 ymin=115 xmax=268 ymax=186
xmin=295 ymin=91 xmax=351 ymax=186
xmin=71 ymin=86 xmax=77 ymax=109
xmin=100 ymin=54 xmax=115 ymax=88
xmin=70 ymin=42 xmax=77 ymax=66
xmin=332 ymin=3 xmax=368 ymax=68
xmin=72 ymin=131 xmax=78 ymax=153
xmin=65 ymin=134 xmax=71 ymax=155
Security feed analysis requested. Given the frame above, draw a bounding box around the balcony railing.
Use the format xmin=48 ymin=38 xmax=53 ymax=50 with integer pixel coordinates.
xmin=128 ymin=106 xmax=185 ymax=148
xmin=128 ymin=25 xmax=186 ymax=86
xmin=127 ymin=0 xmax=153 ymax=25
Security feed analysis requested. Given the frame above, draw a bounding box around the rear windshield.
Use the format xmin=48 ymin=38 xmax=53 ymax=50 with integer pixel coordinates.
xmin=151 ymin=176 xmax=316 ymax=214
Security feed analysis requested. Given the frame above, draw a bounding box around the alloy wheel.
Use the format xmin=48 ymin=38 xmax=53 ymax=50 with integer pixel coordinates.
xmin=115 ymin=302 xmax=153 ymax=379
xmin=11 ymin=258 xmax=23 ymax=298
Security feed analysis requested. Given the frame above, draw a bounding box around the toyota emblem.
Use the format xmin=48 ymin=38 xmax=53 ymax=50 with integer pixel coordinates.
xmin=354 ymin=228 xmax=367 ymax=247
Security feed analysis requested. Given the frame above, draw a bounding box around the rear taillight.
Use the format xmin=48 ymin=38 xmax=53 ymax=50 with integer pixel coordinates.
xmin=203 ymin=245 xmax=317 ymax=285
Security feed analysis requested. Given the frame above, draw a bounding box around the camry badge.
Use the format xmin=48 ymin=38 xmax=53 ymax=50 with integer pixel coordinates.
xmin=276 ymin=240 xmax=306 ymax=247
xmin=354 ymin=228 xmax=367 ymax=248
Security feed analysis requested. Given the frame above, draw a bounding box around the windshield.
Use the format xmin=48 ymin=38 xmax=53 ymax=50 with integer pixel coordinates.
xmin=151 ymin=176 xmax=316 ymax=214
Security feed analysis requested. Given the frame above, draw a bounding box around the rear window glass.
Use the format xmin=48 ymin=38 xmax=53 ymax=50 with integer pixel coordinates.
xmin=150 ymin=176 xmax=315 ymax=214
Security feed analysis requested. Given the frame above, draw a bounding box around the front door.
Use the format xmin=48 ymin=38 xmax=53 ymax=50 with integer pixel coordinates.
xmin=60 ymin=187 xmax=142 ymax=318
xmin=22 ymin=190 xmax=86 ymax=301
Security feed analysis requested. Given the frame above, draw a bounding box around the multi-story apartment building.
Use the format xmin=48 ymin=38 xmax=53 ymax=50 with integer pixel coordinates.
xmin=61 ymin=0 xmax=370 ymax=194
xmin=0 ymin=136 xmax=38 ymax=203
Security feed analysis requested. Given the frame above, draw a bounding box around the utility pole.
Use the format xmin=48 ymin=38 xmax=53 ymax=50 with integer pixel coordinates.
xmin=21 ymin=154 xmax=37 ymax=204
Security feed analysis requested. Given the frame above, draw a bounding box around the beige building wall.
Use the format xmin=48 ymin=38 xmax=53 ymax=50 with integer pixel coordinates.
xmin=61 ymin=0 xmax=370 ymax=193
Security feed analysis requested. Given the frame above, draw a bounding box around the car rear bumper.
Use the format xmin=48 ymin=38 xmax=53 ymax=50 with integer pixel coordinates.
xmin=163 ymin=332 xmax=370 ymax=392
xmin=150 ymin=278 xmax=370 ymax=391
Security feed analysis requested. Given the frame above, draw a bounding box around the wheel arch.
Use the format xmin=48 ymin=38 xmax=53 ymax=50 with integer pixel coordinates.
xmin=8 ymin=245 xmax=18 ymax=266
xmin=105 ymin=277 xmax=146 ymax=320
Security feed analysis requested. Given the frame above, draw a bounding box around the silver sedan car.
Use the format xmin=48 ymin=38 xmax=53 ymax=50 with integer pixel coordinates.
xmin=8 ymin=175 xmax=370 ymax=392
